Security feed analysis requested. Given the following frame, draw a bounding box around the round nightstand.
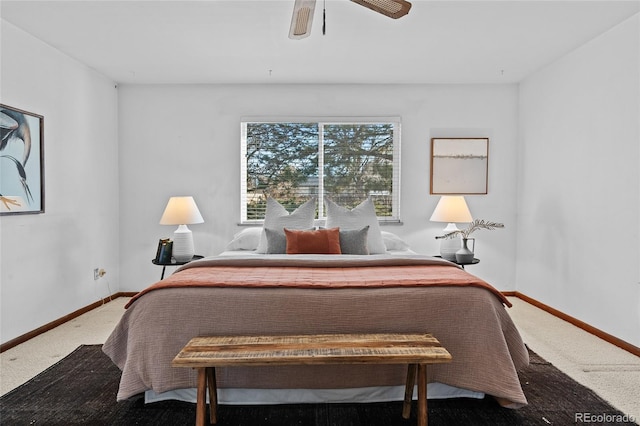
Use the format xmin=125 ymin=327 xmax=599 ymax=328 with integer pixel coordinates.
xmin=434 ymin=256 xmax=479 ymax=269
xmin=152 ymin=255 xmax=204 ymax=279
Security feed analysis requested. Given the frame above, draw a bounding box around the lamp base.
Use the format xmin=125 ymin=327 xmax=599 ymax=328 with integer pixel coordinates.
xmin=172 ymin=224 xmax=195 ymax=262
xmin=439 ymin=222 xmax=461 ymax=262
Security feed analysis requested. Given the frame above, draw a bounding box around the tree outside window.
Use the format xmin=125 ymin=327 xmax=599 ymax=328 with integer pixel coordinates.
xmin=241 ymin=119 xmax=400 ymax=222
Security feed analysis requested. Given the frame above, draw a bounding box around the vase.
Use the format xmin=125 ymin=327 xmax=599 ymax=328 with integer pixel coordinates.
xmin=455 ymin=238 xmax=475 ymax=264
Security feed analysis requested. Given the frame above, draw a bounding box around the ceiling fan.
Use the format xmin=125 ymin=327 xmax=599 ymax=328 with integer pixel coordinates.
xmin=289 ymin=0 xmax=412 ymax=39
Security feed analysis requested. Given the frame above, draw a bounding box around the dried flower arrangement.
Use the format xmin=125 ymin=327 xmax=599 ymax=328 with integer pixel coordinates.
xmin=437 ymin=219 xmax=504 ymax=240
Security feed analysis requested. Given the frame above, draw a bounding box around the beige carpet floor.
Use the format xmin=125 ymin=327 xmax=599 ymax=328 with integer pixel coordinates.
xmin=1 ymin=296 xmax=638 ymax=421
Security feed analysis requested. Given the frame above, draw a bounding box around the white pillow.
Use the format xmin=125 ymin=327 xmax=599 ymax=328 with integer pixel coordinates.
xmin=324 ymin=197 xmax=386 ymax=254
xmin=225 ymin=227 xmax=262 ymax=251
xmin=256 ymin=197 xmax=317 ymax=253
xmin=381 ymin=231 xmax=410 ymax=251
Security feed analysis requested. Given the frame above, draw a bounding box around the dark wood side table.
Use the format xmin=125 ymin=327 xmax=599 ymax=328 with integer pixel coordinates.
xmin=152 ymin=255 xmax=204 ymax=279
xmin=434 ymin=255 xmax=479 ymax=269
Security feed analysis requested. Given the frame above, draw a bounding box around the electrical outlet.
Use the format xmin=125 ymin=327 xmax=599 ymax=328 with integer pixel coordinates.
xmin=94 ymin=268 xmax=106 ymax=280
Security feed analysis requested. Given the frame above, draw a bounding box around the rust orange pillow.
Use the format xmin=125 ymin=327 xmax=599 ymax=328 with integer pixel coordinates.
xmin=284 ymin=228 xmax=342 ymax=254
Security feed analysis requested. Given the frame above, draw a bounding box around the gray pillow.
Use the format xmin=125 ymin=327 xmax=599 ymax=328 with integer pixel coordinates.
xmin=264 ymin=227 xmax=287 ymax=254
xmin=339 ymin=226 xmax=370 ymax=255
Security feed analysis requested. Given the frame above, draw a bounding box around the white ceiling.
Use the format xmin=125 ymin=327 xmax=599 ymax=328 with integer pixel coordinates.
xmin=1 ymin=0 xmax=638 ymax=84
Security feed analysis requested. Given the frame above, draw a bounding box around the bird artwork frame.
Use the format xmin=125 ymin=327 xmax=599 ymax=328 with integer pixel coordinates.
xmin=1 ymin=104 xmax=44 ymax=215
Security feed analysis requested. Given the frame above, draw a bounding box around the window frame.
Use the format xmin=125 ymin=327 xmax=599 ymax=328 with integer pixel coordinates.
xmin=240 ymin=116 xmax=401 ymax=224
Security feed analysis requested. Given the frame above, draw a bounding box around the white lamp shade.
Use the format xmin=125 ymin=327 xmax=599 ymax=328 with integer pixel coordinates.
xmin=429 ymin=196 xmax=473 ymax=223
xmin=159 ymin=196 xmax=204 ymax=225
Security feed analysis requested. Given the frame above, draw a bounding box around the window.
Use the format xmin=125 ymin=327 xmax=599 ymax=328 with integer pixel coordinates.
xmin=241 ymin=118 xmax=401 ymax=223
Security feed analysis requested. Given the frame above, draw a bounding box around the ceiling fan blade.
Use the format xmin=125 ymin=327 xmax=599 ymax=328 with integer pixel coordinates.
xmin=350 ymin=0 xmax=412 ymax=19
xmin=289 ymin=0 xmax=316 ymax=39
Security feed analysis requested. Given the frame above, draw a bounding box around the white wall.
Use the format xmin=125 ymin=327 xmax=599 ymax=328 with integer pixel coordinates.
xmin=118 ymin=84 xmax=519 ymax=292
xmin=517 ymin=14 xmax=640 ymax=346
xmin=0 ymin=22 xmax=119 ymax=344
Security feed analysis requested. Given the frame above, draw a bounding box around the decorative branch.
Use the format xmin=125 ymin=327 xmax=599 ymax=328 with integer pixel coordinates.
xmin=436 ymin=219 xmax=504 ymax=240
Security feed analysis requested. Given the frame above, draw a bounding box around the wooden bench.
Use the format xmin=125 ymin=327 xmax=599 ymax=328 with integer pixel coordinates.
xmin=172 ymin=333 xmax=452 ymax=426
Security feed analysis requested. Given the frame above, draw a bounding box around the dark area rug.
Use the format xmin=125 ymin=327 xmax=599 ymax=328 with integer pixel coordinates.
xmin=0 ymin=345 xmax=635 ymax=425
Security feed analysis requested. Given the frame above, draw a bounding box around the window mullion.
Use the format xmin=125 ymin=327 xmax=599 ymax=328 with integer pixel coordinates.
xmin=317 ymin=123 xmax=325 ymax=219
xmin=240 ymin=122 xmax=248 ymax=222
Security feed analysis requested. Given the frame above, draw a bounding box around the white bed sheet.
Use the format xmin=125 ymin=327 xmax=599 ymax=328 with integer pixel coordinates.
xmin=145 ymin=383 xmax=484 ymax=405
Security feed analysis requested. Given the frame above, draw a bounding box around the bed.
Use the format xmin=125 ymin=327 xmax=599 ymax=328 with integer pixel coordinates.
xmin=103 ymin=198 xmax=529 ymax=409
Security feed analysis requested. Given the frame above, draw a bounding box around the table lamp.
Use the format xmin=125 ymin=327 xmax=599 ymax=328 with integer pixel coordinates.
xmin=159 ymin=196 xmax=204 ymax=262
xmin=430 ymin=196 xmax=472 ymax=261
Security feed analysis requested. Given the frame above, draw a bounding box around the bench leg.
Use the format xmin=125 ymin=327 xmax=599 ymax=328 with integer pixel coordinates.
xmin=402 ymin=364 xmax=417 ymax=419
xmin=207 ymin=367 xmax=218 ymax=424
xmin=196 ymin=368 xmax=207 ymax=426
xmin=417 ymin=364 xmax=428 ymax=426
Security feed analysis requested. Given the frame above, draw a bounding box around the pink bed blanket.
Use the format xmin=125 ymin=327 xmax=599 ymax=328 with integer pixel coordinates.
xmin=126 ymin=255 xmax=511 ymax=308
xmin=103 ymin=254 xmax=528 ymax=408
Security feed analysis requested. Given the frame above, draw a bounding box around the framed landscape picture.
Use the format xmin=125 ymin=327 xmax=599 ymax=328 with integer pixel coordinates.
xmin=0 ymin=104 xmax=44 ymax=215
xmin=430 ymin=137 xmax=488 ymax=195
